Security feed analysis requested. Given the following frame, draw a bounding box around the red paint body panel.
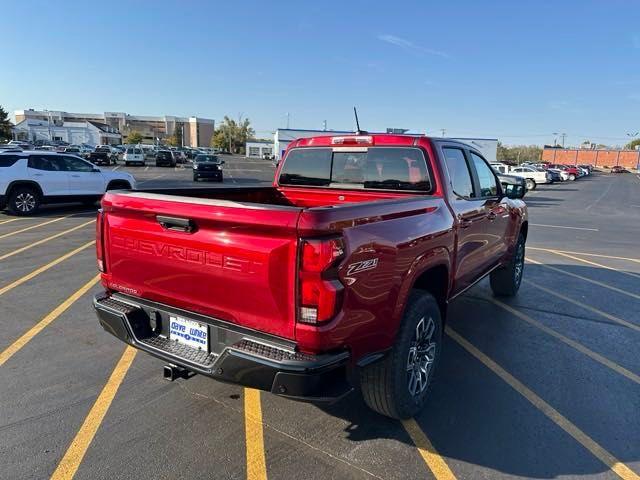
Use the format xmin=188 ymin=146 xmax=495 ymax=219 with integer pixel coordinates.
xmin=98 ymin=134 xmax=527 ymax=363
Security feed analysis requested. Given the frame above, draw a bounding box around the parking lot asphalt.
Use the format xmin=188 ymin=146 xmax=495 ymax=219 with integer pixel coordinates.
xmin=0 ymin=163 xmax=638 ymax=480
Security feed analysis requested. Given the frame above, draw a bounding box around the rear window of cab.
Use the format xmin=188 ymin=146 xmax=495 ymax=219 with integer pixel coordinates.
xmin=279 ymin=147 xmax=432 ymax=192
xmin=0 ymin=155 xmax=21 ymax=167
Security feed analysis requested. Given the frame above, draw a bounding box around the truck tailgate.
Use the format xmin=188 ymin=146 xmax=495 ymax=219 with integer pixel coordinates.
xmin=100 ymin=192 xmax=302 ymax=339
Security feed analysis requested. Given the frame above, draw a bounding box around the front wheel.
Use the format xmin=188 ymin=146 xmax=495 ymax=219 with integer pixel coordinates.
xmin=490 ymin=232 xmax=525 ymax=296
xmin=360 ymin=291 xmax=442 ymax=419
xmin=568 ymin=174 xmax=576 ymax=181
xmin=8 ymin=186 xmax=41 ymax=216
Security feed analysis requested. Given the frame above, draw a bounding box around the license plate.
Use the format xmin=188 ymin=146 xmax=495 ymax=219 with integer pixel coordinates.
xmin=169 ymin=316 xmax=209 ymax=351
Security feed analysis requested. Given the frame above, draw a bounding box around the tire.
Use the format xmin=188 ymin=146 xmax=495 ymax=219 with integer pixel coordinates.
xmin=193 ymin=175 xmax=198 ymax=182
xmin=490 ymin=232 xmax=525 ymax=297
xmin=125 ymin=162 xmax=130 ymax=167
xmin=217 ymin=175 xmax=224 ymax=182
xmin=525 ymin=178 xmax=536 ymax=191
xmin=8 ymin=186 xmax=40 ymax=216
xmin=360 ymin=291 xmax=443 ymax=419
xmin=568 ymin=174 xmax=576 ymax=181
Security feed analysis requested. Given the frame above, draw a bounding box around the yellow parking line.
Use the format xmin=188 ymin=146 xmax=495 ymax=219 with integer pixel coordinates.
xmin=0 ymin=275 xmax=101 ymax=366
xmin=402 ymin=419 xmax=457 ymax=480
xmin=445 ymin=326 xmax=640 ymax=480
xmin=50 ymin=346 xmax=137 ymax=480
xmin=540 ymin=249 xmax=640 ymax=280
xmin=0 ymin=219 xmax=95 ymax=261
xmin=524 ymin=279 xmax=640 ymax=333
xmin=0 ymin=240 xmax=95 ymax=297
xmin=244 ymin=388 xmax=267 ymax=480
xmin=526 ymin=257 xmax=640 ymax=301
xmin=528 ymin=247 xmax=640 ymax=265
xmin=490 ymin=298 xmax=640 ymax=385
xmin=0 ymin=218 xmax=21 ymax=225
xmin=0 ymin=216 xmax=69 ymax=240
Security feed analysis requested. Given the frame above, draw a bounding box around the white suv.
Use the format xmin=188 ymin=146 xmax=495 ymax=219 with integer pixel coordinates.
xmin=123 ymin=147 xmax=145 ymax=166
xmin=0 ymin=151 xmax=136 ymax=215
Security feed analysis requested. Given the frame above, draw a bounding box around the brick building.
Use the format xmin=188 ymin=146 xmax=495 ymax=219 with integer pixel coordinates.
xmin=542 ymin=148 xmax=639 ymax=169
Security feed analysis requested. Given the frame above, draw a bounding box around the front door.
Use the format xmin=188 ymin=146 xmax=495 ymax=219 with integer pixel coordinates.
xmin=61 ymin=155 xmax=104 ymax=195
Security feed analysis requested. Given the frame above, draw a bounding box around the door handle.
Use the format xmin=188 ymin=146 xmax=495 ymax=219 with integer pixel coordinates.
xmin=459 ymin=219 xmax=473 ymax=229
xmin=156 ymin=215 xmax=196 ymax=233
xmin=33 ymin=173 xmax=43 ymax=176
xmin=487 ymin=211 xmax=497 ymax=221
xmin=71 ymin=174 xmax=81 ymax=178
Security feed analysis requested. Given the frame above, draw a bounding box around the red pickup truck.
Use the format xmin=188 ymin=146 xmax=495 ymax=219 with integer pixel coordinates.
xmin=94 ymin=134 xmax=527 ymax=419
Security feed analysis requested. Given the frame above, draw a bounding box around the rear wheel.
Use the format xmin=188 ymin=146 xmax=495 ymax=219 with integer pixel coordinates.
xmin=525 ymin=178 xmax=536 ymax=191
xmin=490 ymin=232 xmax=525 ymax=296
xmin=360 ymin=291 xmax=442 ymax=419
xmin=568 ymin=174 xmax=576 ymax=181
xmin=8 ymin=186 xmax=40 ymax=216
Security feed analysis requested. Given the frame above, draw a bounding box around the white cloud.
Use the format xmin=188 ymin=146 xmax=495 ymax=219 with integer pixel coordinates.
xmin=378 ymin=34 xmax=449 ymax=58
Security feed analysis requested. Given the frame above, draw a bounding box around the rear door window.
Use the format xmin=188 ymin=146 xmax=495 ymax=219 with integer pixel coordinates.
xmin=279 ymin=147 xmax=431 ymax=191
xmin=28 ymin=155 xmax=67 ymax=171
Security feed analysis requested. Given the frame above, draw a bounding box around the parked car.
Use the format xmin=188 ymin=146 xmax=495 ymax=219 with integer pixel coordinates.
xmin=171 ymin=150 xmax=187 ymax=164
xmin=155 ymin=150 xmax=176 ymax=167
xmin=89 ymin=145 xmax=118 ymax=166
xmin=545 ymin=169 xmax=563 ymax=183
xmin=611 ymin=166 xmax=628 ymax=173
xmin=62 ymin=146 xmax=82 ymax=156
xmin=123 ymin=147 xmax=145 ymax=166
xmin=192 ymin=154 xmax=224 ymax=181
xmin=507 ymin=166 xmax=550 ymax=190
xmin=0 ymin=151 xmax=135 ymax=215
xmin=94 ymin=134 xmax=528 ymax=419
xmin=548 ymin=164 xmax=580 ymax=181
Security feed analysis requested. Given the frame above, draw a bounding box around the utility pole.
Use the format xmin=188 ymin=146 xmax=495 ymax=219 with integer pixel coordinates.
xmin=552 ymin=132 xmax=559 ymax=146
xmin=560 ymin=133 xmax=567 ymax=148
xmin=440 ymin=128 xmax=446 ymax=137
xmin=322 ymin=120 xmax=327 ymax=131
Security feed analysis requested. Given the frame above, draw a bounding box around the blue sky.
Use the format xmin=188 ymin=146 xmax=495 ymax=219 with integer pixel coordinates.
xmin=2 ymin=0 xmax=639 ymax=145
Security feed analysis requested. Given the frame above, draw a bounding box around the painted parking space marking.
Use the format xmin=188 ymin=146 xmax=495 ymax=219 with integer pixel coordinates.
xmin=0 ymin=218 xmax=21 ymax=226
xmin=536 ymin=249 xmax=640 ymax=280
xmin=0 ymin=274 xmax=101 ymax=366
xmin=530 ymin=223 xmax=599 ymax=232
xmin=526 ymin=257 xmax=640 ymax=301
xmin=244 ymin=388 xmax=267 ymax=480
xmin=50 ymin=346 xmax=137 ymax=480
xmin=524 ymin=279 xmax=640 ymax=333
xmin=0 ymin=219 xmax=95 ymax=261
xmin=0 ymin=240 xmax=95 ymax=297
xmin=446 ymin=326 xmax=640 ymax=480
xmin=402 ymin=419 xmax=457 ymax=480
xmin=0 ymin=216 xmax=69 ymax=240
xmin=490 ymin=298 xmax=640 ymax=385
xmin=528 ymin=247 xmax=640 ymax=265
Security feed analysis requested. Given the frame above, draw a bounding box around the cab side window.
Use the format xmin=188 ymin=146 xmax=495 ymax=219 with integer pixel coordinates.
xmin=470 ymin=152 xmax=498 ymax=197
xmin=62 ymin=156 xmax=94 ymax=172
xmin=442 ymin=147 xmax=474 ymax=198
xmin=28 ymin=155 xmax=66 ymax=171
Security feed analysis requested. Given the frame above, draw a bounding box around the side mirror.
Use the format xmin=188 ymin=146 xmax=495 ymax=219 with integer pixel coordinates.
xmin=497 ymin=174 xmax=526 ymax=199
xmin=92 ymin=167 xmax=101 ymax=173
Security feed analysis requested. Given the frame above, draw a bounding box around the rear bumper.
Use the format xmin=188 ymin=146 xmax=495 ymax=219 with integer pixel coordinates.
xmin=94 ymin=291 xmax=352 ymax=403
xmin=193 ymin=170 xmax=222 ymax=179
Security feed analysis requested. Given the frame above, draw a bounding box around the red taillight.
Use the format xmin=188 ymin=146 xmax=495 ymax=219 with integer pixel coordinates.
xmin=298 ymin=238 xmax=345 ymax=324
xmin=96 ymin=209 xmax=105 ymax=272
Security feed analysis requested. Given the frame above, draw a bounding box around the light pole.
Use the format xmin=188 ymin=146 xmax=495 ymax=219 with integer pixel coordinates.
xmin=552 ymin=132 xmax=559 ymax=146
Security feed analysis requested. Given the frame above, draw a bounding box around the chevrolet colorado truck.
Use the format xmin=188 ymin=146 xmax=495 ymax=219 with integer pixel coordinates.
xmin=94 ymin=134 xmax=527 ymax=419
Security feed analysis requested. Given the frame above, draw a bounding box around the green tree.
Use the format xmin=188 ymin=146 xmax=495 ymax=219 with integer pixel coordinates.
xmin=212 ymin=115 xmax=255 ymax=153
xmin=127 ymin=131 xmax=143 ymax=144
xmin=0 ymin=105 xmax=13 ymax=141
xmin=624 ymin=138 xmax=640 ymax=150
xmin=165 ymin=135 xmax=178 ymax=147
xmin=496 ymin=142 xmax=542 ymax=164
xmin=175 ymin=123 xmax=183 ymax=147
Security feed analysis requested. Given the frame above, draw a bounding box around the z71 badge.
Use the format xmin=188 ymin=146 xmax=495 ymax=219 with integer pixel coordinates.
xmin=346 ymin=258 xmax=379 ymax=275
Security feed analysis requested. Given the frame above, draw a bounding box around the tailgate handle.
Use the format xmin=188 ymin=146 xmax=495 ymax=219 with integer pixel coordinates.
xmin=156 ymin=215 xmax=196 ymax=233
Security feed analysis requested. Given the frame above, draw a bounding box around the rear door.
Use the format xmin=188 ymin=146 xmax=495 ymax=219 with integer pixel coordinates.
xmin=27 ymin=155 xmax=69 ymax=196
xmin=62 ymin=155 xmax=105 ymax=195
